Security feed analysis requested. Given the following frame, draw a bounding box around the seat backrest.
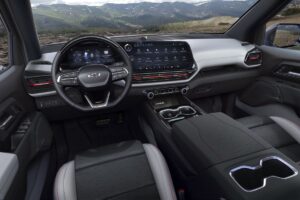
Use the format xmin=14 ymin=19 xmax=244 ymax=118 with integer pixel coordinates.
xmin=54 ymin=141 xmax=177 ymax=200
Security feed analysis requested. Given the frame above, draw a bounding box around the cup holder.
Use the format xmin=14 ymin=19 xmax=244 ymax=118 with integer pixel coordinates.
xmin=159 ymin=106 xmax=197 ymax=121
xmin=230 ymin=156 xmax=298 ymax=192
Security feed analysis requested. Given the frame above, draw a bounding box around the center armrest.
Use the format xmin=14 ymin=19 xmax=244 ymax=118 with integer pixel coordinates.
xmin=172 ymin=112 xmax=271 ymax=173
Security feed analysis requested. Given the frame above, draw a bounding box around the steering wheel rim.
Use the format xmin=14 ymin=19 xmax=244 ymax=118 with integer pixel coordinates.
xmin=52 ymin=36 xmax=132 ymax=111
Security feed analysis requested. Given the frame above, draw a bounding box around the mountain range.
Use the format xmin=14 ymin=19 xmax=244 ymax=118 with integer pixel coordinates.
xmin=31 ymin=0 xmax=256 ymax=32
xmin=0 ymin=22 xmax=5 ymax=36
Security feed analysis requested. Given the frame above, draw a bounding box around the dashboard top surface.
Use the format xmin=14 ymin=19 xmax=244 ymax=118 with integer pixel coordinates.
xmin=25 ymin=37 xmax=260 ymax=97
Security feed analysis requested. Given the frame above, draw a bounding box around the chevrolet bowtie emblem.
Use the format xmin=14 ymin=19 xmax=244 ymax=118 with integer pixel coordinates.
xmin=87 ymin=72 xmax=101 ymax=78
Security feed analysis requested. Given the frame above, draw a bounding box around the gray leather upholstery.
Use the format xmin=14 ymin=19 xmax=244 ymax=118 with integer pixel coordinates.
xmin=270 ymin=116 xmax=300 ymax=144
xmin=236 ymin=99 xmax=300 ymax=163
xmin=236 ymin=99 xmax=299 ymax=123
xmin=144 ymin=144 xmax=177 ymax=200
xmin=0 ymin=153 xmax=18 ymax=200
xmin=54 ymin=161 xmax=77 ymax=200
xmin=54 ymin=143 xmax=177 ymax=200
xmin=238 ymin=115 xmax=300 ymax=163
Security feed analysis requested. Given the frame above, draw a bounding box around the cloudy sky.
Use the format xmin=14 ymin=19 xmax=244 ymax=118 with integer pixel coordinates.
xmin=31 ymin=0 xmax=246 ymax=6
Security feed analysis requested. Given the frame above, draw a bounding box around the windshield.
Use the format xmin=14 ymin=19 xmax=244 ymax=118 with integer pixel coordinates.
xmin=30 ymin=0 xmax=258 ymax=46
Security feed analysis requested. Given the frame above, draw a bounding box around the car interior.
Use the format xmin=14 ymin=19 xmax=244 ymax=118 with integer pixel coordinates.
xmin=1 ymin=0 xmax=300 ymax=199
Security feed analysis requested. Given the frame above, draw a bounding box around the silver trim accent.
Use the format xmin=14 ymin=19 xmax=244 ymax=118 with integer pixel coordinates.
xmin=57 ymin=75 xmax=61 ymax=83
xmin=0 ymin=115 xmax=13 ymax=130
xmin=84 ymin=92 xmax=110 ymax=109
xmin=288 ymin=71 xmax=300 ymax=77
xmin=167 ymin=116 xmax=186 ymax=123
xmin=229 ymin=156 xmax=298 ymax=192
xmin=159 ymin=106 xmax=197 ymax=120
xmin=244 ymin=49 xmax=263 ymax=68
xmin=28 ymin=91 xmax=57 ymax=97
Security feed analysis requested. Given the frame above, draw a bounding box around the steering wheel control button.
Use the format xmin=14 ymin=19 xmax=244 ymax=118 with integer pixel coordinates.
xmin=59 ymin=77 xmax=78 ymax=86
xmin=63 ymin=72 xmax=77 ymax=78
xmin=57 ymin=72 xmax=79 ymax=86
xmin=111 ymin=67 xmax=128 ymax=81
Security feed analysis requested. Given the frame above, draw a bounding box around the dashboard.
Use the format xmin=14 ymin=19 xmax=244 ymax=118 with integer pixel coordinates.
xmin=24 ymin=37 xmax=262 ymax=101
xmin=59 ymin=41 xmax=197 ymax=84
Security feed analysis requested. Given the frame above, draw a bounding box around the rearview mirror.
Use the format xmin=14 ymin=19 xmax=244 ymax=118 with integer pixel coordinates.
xmin=265 ymin=23 xmax=300 ymax=48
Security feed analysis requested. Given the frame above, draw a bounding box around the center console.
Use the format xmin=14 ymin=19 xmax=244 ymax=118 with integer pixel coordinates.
xmin=142 ymin=97 xmax=300 ymax=199
xmin=119 ymin=41 xmax=197 ymax=85
xmin=171 ymin=113 xmax=300 ymax=200
xmin=147 ymin=95 xmax=204 ymax=126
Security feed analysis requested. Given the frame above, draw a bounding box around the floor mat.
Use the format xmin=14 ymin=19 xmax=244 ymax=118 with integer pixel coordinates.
xmin=79 ymin=112 xmax=135 ymax=147
xmin=63 ymin=112 xmax=135 ymax=159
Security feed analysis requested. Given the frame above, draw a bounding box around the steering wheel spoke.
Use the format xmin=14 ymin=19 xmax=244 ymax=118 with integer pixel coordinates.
xmin=57 ymin=70 xmax=79 ymax=86
xmin=110 ymin=67 xmax=129 ymax=82
xmin=84 ymin=92 xmax=110 ymax=109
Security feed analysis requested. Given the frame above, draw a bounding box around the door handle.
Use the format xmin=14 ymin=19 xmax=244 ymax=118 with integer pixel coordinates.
xmin=0 ymin=115 xmax=14 ymax=130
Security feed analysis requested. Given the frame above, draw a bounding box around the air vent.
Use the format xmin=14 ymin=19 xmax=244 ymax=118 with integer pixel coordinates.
xmin=200 ymin=65 xmax=243 ymax=77
xmin=31 ymin=61 xmax=52 ymax=65
xmin=245 ymin=48 xmax=262 ymax=67
xmin=26 ymin=76 xmax=54 ymax=94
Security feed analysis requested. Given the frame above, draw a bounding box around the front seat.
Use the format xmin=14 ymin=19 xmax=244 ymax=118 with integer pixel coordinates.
xmin=236 ymin=99 xmax=300 ymax=163
xmin=238 ymin=115 xmax=300 ymax=164
xmin=54 ymin=141 xmax=177 ymax=200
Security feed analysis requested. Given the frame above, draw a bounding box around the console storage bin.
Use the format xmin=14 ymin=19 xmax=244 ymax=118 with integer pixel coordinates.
xmin=172 ymin=113 xmax=271 ymax=172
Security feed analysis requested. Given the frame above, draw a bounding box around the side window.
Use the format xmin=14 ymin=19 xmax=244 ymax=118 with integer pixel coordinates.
xmin=265 ymin=0 xmax=300 ymax=50
xmin=0 ymin=17 xmax=9 ymax=71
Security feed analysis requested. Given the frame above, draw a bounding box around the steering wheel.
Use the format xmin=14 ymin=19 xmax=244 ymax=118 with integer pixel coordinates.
xmin=52 ymin=36 xmax=132 ymax=111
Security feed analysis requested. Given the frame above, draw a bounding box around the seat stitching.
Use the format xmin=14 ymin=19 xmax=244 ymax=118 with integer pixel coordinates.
xmin=103 ymin=183 xmax=157 ymax=200
xmin=76 ymin=152 xmax=144 ymax=171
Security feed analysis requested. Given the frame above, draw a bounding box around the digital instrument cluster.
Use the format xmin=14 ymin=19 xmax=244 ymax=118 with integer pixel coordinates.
xmin=62 ymin=45 xmax=116 ymax=69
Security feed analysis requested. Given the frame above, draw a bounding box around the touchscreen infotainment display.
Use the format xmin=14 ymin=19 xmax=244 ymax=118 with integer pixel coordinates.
xmin=120 ymin=41 xmax=195 ymax=73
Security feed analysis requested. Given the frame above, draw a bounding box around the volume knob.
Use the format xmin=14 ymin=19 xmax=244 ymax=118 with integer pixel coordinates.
xmin=124 ymin=44 xmax=133 ymax=52
xmin=147 ymin=92 xmax=155 ymax=100
xmin=181 ymin=87 xmax=189 ymax=95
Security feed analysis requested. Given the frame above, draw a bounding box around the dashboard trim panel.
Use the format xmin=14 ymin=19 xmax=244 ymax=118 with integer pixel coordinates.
xmin=25 ymin=38 xmax=260 ymax=96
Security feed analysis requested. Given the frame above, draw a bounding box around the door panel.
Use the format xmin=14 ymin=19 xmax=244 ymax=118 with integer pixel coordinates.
xmin=0 ymin=65 xmax=36 ymax=200
xmin=0 ymin=65 xmax=35 ymax=147
xmin=239 ymin=46 xmax=300 ymax=113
